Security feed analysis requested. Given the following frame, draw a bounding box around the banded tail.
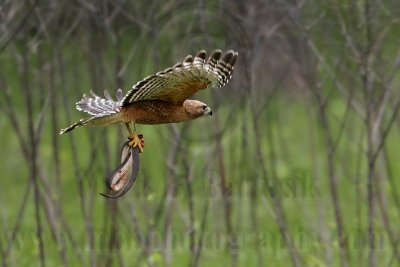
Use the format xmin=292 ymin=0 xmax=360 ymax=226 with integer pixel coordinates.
xmin=60 ymin=89 xmax=124 ymax=134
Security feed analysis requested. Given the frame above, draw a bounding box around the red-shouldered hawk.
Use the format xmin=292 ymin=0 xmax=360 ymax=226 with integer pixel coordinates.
xmin=60 ymin=49 xmax=238 ymax=152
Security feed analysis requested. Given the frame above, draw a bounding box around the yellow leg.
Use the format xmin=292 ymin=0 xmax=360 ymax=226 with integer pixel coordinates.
xmin=125 ymin=123 xmax=144 ymax=153
xmin=125 ymin=123 xmax=133 ymax=135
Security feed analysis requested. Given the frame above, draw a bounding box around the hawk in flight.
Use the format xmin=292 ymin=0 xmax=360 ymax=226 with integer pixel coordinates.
xmin=60 ymin=49 xmax=238 ymax=152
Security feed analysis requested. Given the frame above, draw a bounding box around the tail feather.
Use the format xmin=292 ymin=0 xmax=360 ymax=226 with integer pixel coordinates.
xmin=59 ymin=118 xmax=90 ymax=134
xmin=59 ymin=113 xmax=122 ymax=135
xmin=60 ymin=90 xmax=124 ymax=135
xmin=76 ymin=90 xmax=122 ymax=116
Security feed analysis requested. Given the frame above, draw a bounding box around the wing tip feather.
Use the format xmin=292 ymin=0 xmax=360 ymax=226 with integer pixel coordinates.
xmin=195 ymin=50 xmax=207 ymax=60
xmin=208 ymin=49 xmax=222 ymax=62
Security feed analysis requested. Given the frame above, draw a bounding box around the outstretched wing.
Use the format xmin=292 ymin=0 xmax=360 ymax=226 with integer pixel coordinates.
xmin=121 ymin=49 xmax=238 ymax=106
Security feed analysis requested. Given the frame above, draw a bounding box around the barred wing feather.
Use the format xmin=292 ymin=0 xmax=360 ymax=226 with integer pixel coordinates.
xmin=121 ymin=49 xmax=238 ymax=106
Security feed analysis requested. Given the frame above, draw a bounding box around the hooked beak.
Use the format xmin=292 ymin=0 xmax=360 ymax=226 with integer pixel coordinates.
xmin=204 ymin=106 xmax=212 ymax=116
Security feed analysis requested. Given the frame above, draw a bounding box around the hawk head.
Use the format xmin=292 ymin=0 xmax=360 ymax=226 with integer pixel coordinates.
xmin=183 ymin=100 xmax=212 ymax=119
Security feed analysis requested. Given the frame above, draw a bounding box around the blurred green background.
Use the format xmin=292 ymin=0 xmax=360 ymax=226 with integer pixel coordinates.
xmin=1 ymin=0 xmax=400 ymax=266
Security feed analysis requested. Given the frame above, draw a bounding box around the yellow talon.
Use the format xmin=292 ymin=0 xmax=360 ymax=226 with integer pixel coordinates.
xmin=128 ymin=133 xmax=144 ymax=153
